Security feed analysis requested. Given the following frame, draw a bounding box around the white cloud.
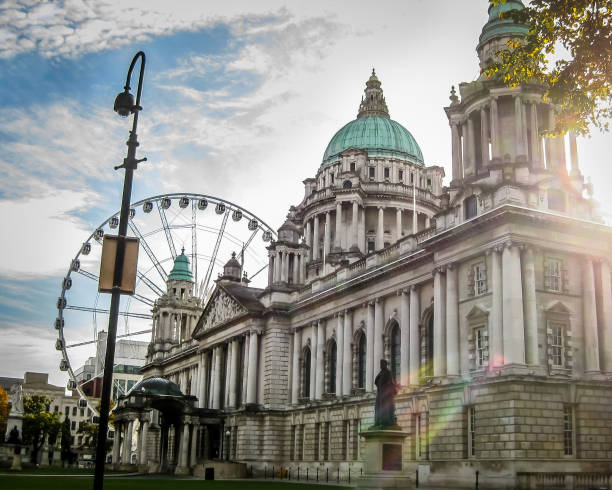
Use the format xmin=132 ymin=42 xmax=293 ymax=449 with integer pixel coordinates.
xmin=0 ymin=190 xmax=97 ymax=278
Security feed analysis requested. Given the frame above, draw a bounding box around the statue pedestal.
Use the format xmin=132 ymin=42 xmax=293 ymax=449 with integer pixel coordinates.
xmin=5 ymin=414 xmax=23 ymax=441
xmin=358 ymin=428 xmax=412 ymax=489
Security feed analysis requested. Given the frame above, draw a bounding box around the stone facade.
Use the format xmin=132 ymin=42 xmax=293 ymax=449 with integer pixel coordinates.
xmin=118 ymin=2 xmax=612 ymax=487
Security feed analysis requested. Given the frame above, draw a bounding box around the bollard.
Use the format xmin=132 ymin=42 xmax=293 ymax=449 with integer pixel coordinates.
xmin=337 ymin=467 xmax=340 ymax=483
xmin=327 ymin=467 xmax=329 ymax=483
xmin=349 ymin=468 xmax=351 ymax=484
xmin=264 ymin=466 xmax=267 ymax=479
xmin=307 ymin=468 xmax=309 ymax=481
xmin=361 ymin=468 xmax=363 ymax=476
xmin=416 ymin=468 xmax=419 ymax=488
xmin=317 ymin=467 xmax=319 ymax=482
xmin=298 ymin=467 xmax=300 ymax=481
xmin=288 ymin=468 xmax=291 ymax=480
xmin=475 ymin=470 xmax=479 ymax=490
xmin=272 ymin=466 xmax=275 ymax=480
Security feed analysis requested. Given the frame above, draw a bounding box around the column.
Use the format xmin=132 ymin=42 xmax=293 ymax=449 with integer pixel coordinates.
xmin=315 ymin=320 xmax=325 ymax=398
xmin=342 ymin=310 xmax=353 ymax=396
xmin=313 ymin=215 xmax=320 ymax=261
xmin=224 ymin=345 xmax=231 ymax=408
xmin=502 ymin=243 xmax=525 ymax=365
xmin=178 ymin=422 xmax=190 ymax=468
xmin=212 ymin=346 xmax=222 ymax=409
xmin=300 ymin=252 xmax=306 ymax=284
xmin=241 ymin=335 xmax=249 ymax=406
xmin=359 ymin=206 xmax=366 ymax=253
xmin=112 ymin=422 xmax=122 ymax=465
xmin=324 ymin=211 xmax=331 ymax=256
xmin=489 ymin=248 xmax=503 ymax=367
xmin=446 ymin=264 xmax=459 ymax=376
xmin=451 ymin=121 xmax=463 ymax=181
xmin=208 ymin=349 xmax=216 ymax=407
xmin=274 ymin=251 xmax=282 ymax=283
xmin=305 ymin=220 xmax=312 ymax=261
xmin=376 ymin=207 xmax=385 ymax=250
xmin=190 ymin=423 xmax=199 ymax=467
xmin=400 ymin=290 xmax=410 ymax=386
xmin=583 ymin=259 xmax=601 ymax=373
xmin=545 ymin=107 xmax=555 ymax=169
xmin=365 ymin=302 xmax=375 ymax=392
xmin=229 ymin=339 xmax=239 ymax=408
xmin=334 ymin=202 xmax=342 ymax=251
xmin=530 ymin=102 xmax=542 ymax=167
xmin=480 ymin=107 xmax=489 ymax=167
xmin=515 ymin=95 xmax=525 ymax=158
xmin=282 ymin=251 xmax=289 ymax=282
xmin=465 ymin=117 xmax=475 ymax=176
xmin=396 ymin=208 xmax=402 ymax=241
xmin=139 ymin=420 xmax=149 ymax=465
xmin=409 ymin=286 xmax=420 ymax=385
xmin=351 ymin=201 xmax=359 ymax=249
xmin=600 ymin=261 xmax=612 ymax=372
xmin=268 ymin=254 xmax=275 ymax=285
xmin=246 ymin=331 xmax=259 ymax=404
xmin=522 ymin=247 xmax=539 ymax=365
xmin=490 ymin=98 xmax=499 ymax=160
xmin=292 ymin=253 xmax=299 ymax=284
xmin=292 ymin=328 xmax=302 ymax=404
xmin=310 ymin=322 xmax=317 ymax=400
xmin=123 ymin=420 xmax=133 ymax=464
xmin=569 ymin=131 xmax=580 ymax=176
xmin=336 ymin=314 xmax=344 ymax=396
xmin=433 ymin=268 xmax=446 ymax=376
xmin=374 ymin=298 xmax=384 ymax=384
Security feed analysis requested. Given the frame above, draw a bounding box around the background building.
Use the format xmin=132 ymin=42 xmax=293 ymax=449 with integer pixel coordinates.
xmin=113 ymin=2 xmax=612 ymax=487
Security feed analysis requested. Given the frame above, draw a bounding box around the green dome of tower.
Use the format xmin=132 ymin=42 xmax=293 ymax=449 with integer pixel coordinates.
xmin=479 ymin=0 xmax=529 ymax=45
xmin=168 ymin=248 xmax=193 ymax=282
xmin=321 ymin=70 xmax=424 ymax=167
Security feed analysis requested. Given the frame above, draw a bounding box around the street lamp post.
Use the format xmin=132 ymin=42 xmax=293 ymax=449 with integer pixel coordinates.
xmin=93 ymin=51 xmax=146 ymax=490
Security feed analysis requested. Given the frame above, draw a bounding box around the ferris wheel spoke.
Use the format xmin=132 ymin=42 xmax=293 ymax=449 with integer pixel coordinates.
xmin=200 ymin=210 xmax=230 ymax=301
xmin=132 ymin=293 xmax=154 ymax=307
xmin=249 ymin=262 xmax=269 ymax=280
xmin=239 ymin=228 xmax=259 ymax=263
xmin=192 ymin=200 xmax=198 ymax=289
xmin=129 ymin=220 xmax=168 ymax=283
xmin=65 ymin=304 xmax=152 ymax=319
xmin=76 ymin=269 xmax=98 ymax=281
xmin=157 ymin=201 xmax=177 ymax=260
xmin=136 ymin=271 xmax=165 ymax=297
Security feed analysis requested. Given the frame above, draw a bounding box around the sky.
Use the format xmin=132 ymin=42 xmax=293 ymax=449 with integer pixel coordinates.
xmin=0 ymin=0 xmax=610 ymax=389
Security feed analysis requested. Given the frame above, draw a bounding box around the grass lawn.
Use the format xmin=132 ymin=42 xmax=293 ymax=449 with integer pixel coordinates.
xmin=0 ymin=476 xmax=351 ymax=490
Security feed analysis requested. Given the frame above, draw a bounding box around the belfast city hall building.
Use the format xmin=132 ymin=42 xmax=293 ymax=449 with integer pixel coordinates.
xmin=113 ymin=1 xmax=612 ymax=487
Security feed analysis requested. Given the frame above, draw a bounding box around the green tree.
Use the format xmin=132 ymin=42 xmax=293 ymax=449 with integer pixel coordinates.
xmin=21 ymin=395 xmax=61 ymax=464
xmin=0 ymin=387 xmax=8 ymax=442
xmin=60 ymin=416 xmax=73 ymax=465
xmin=485 ymin=0 xmax=612 ymax=135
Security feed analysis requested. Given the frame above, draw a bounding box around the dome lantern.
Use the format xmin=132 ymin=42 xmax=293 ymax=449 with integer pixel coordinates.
xmin=168 ymin=248 xmax=193 ymax=282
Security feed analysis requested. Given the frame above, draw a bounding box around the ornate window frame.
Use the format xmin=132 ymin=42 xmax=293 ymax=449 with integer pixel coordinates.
xmin=467 ymin=305 xmax=489 ymax=372
xmin=352 ymin=325 xmax=367 ymax=393
xmin=544 ymin=301 xmax=573 ymax=375
xmin=543 ymin=255 xmax=568 ymax=293
xmin=467 ymin=258 xmax=488 ymax=297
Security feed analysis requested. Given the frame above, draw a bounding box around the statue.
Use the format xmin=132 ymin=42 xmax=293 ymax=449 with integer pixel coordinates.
xmin=9 ymin=384 xmax=24 ymax=416
xmin=373 ymin=359 xmax=399 ymax=428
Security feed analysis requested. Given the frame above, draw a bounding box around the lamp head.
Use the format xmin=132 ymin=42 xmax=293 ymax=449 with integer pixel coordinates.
xmin=114 ymin=89 xmax=134 ymax=117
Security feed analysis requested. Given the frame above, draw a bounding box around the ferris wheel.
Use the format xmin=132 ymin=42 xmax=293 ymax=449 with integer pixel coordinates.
xmin=54 ymin=193 xmax=276 ymax=413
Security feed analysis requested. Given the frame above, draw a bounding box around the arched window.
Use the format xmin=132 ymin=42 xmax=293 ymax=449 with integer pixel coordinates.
xmin=421 ymin=310 xmax=434 ymax=379
xmin=358 ymin=333 xmax=367 ymax=389
xmin=327 ymin=340 xmax=337 ymax=394
xmin=391 ymin=323 xmax=401 ymax=382
xmin=302 ymin=347 xmax=311 ymax=398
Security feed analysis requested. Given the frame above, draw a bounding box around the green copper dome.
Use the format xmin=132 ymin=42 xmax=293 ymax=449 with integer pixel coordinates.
xmin=129 ymin=377 xmax=183 ymax=397
xmin=479 ymin=0 xmax=529 ymax=45
xmin=168 ymin=249 xmax=193 ymax=281
xmin=321 ymin=70 xmax=424 ymax=167
xmin=322 ymin=116 xmax=424 ymax=166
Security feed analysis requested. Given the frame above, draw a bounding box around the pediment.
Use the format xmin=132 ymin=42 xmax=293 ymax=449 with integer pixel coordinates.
xmin=544 ymin=300 xmax=571 ymax=315
xmin=466 ymin=304 xmax=489 ymax=320
xmin=197 ymin=287 xmax=248 ymax=332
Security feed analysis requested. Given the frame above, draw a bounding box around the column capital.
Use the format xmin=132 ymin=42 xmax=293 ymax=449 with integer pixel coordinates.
xmin=248 ymin=327 xmax=263 ymax=336
xmin=410 ymin=284 xmax=419 ymax=292
xmin=343 ymin=308 xmax=352 ymax=316
xmin=432 ymin=266 xmax=445 ymax=276
xmin=377 ymin=205 xmax=385 ymax=211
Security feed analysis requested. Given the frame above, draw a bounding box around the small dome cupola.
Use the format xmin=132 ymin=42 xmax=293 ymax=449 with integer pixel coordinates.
xmin=357 ymin=68 xmax=390 ymax=119
xmin=221 ymin=252 xmax=242 ymax=282
xmin=168 ymin=248 xmax=193 ymax=282
xmin=278 ymin=219 xmax=301 ymax=244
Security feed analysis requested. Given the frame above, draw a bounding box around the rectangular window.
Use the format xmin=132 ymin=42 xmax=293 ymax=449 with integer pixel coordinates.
xmin=475 ymin=327 xmax=488 ymax=367
xmin=384 ymin=167 xmax=390 ymax=179
xmin=54 ymin=405 xmax=59 ymax=413
xmin=369 ymin=167 xmax=375 ymax=179
xmin=551 ymin=322 xmax=564 ymax=366
xmin=464 ymin=195 xmax=478 ymax=219
xmin=563 ymin=406 xmax=574 ymax=456
xmin=65 ymin=407 xmax=69 ymax=417
xmin=474 ymin=262 xmax=487 ymax=295
xmin=544 ymin=258 xmax=562 ymax=292
xmin=72 ymin=406 xmax=77 ymax=417
xmin=398 ymin=170 xmax=404 ymax=182
xmin=468 ymin=407 xmax=476 ymax=457
xmin=330 ymin=173 xmax=334 ymax=184
xmin=80 ymin=408 xmax=84 ymax=417
xmin=350 ymin=162 xmax=356 ymax=172
xmin=71 ymin=421 xmax=76 ymax=430
xmin=410 ymin=172 xmax=414 ymax=183
xmin=368 ymin=240 xmax=375 ymax=253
